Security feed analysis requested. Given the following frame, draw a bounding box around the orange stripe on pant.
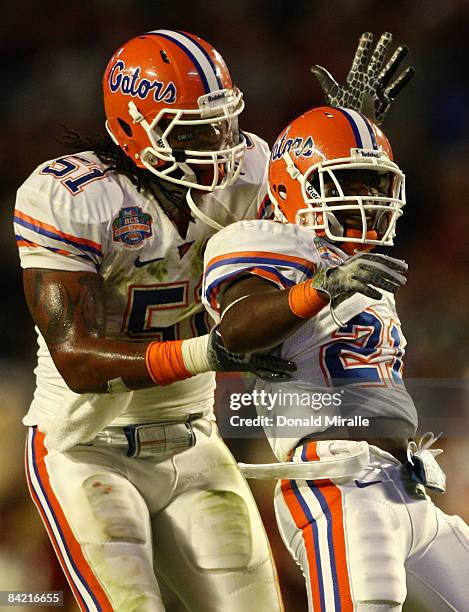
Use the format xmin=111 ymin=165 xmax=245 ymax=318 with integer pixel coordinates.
xmin=312 ymin=484 xmax=353 ymax=611
xmin=24 ymin=437 xmax=86 ymax=609
xmin=304 ymin=441 xmax=320 ymax=461
xmin=281 ymin=478 xmax=324 ymax=610
xmin=281 ymin=441 xmax=323 ymax=611
xmin=305 ymin=441 xmax=353 ymax=611
xmin=281 ymin=442 xmax=353 ymax=612
xmin=25 ymin=429 xmax=113 ymax=611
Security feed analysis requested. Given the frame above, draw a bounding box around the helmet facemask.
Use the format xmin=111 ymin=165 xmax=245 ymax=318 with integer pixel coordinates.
xmin=293 ymin=150 xmax=406 ymax=247
xmin=125 ymin=87 xmax=246 ymax=192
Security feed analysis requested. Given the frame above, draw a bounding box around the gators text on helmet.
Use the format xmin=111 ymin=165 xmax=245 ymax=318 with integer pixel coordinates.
xmin=103 ymin=30 xmax=246 ymax=192
xmin=268 ymin=106 xmax=406 ymax=252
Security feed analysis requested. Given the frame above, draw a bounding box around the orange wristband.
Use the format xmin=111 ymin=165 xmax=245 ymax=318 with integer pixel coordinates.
xmin=145 ymin=340 xmax=192 ymax=386
xmin=288 ymin=281 xmax=328 ymax=319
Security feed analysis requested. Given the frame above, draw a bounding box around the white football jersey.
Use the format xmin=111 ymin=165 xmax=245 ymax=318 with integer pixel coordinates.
xmin=14 ymin=133 xmax=272 ymax=430
xmin=203 ymin=220 xmax=418 ymax=461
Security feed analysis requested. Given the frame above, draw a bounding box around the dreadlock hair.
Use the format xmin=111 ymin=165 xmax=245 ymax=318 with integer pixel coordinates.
xmin=59 ymin=128 xmax=193 ymax=224
xmin=59 ymin=128 xmax=160 ymax=194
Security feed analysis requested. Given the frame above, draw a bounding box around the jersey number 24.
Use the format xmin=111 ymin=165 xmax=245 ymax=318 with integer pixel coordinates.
xmin=320 ymin=309 xmax=404 ymax=385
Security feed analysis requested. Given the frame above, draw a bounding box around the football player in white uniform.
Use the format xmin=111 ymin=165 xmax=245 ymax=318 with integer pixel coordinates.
xmin=202 ymin=106 xmax=469 ymax=611
xmin=14 ymin=27 xmax=415 ymax=611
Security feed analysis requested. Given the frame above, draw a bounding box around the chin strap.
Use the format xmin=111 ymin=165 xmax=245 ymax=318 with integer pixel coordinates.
xmin=185 ymin=189 xmax=224 ymax=230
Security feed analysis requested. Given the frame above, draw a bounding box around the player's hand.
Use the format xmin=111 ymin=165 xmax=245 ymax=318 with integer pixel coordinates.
xmin=312 ymin=253 xmax=408 ymax=308
xmin=311 ymin=32 xmax=415 ymax=124
xmin=207 ymin=327 xmax=297 ymax=380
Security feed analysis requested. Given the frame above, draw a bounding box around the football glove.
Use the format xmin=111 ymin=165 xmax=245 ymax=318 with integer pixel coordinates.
xmin=312 ymin=252 xmax=408 ymax=312
xmin=207 ymin=327 xmax=296 ymax=381
xmin=311 ymin=32 xmax=415 ymax=124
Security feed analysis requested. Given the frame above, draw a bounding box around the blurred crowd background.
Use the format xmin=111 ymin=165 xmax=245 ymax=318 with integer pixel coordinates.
xmin=1 ymin=0 xmax=468 ymax=609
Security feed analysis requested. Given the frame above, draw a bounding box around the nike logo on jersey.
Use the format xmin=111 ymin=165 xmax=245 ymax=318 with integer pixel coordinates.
xmin=355 ymin=480 xmax=382 ymax=488
xmin=134 ymin=256 xmax=165 ymax=268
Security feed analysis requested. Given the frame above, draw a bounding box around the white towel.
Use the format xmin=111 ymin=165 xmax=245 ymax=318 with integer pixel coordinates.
xmin=239 ymin=441 xmax=370 ymax=480
xmin=45 ymin=388 xmax=133 ymax=452
xmin=332 ymin=291 xmax=381 ymax=327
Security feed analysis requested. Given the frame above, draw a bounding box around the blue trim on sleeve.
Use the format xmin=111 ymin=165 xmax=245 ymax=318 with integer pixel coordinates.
xmin=13 ymin=216 xmax=102 ymax=257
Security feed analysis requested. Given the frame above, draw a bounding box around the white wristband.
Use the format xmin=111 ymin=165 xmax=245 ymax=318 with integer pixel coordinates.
xmin=181 ymin=335 xmax=210 ymax=374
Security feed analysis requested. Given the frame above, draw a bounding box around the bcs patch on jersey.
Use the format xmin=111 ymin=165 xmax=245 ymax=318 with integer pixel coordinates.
xmin=314 ymin=237 xmax=343 ymax=266
xmin=113 ymin=206 xmax=153 ymax=249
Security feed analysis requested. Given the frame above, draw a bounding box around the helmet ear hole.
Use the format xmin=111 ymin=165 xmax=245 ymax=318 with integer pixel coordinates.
xmin=160 ymin=49 xmax=170 ymax=64
xmin=102 ymin=30 xmax=244 ymax=189
xmin=117 ymin=118 xmax=133 ymax=137
xmin=278 ymin=185 xmax=287 ymax=200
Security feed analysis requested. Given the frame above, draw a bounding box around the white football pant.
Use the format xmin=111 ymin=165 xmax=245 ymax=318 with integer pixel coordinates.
xmin=275 ymin=440 xmax=469 ymax=612
xmin=25 ymin=423 xmax=283 ymax=611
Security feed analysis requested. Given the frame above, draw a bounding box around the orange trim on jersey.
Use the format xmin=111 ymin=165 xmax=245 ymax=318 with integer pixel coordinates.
xmin=14 ymin=209 xmax=102 ymax=252
xmin=146 ymin=340 xmax=192 ymax=385
xmin=16 ymin=237 xmax=81 ymax=258
xmin=26 ymin=429 xmax=112 ymax=611
xmin=206 ymin=250 xmax=317 ymax=274
xmin=281 ymin=478 xmax=324 ymax=611
xmin=250 ymin=267 xmax=288 ymax=288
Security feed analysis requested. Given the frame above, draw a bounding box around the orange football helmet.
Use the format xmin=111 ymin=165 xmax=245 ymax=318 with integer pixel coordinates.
xmin=103 ymin=30 xmax=245 ymax=192
xmin=268 ymin=106 xmax=405 ymax=249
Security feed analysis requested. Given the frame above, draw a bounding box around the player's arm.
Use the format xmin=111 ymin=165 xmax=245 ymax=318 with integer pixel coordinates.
xmin=219 ymin=275 xmax=316 ymax=353
xmin=219 ymin=253 xmax=408 ymax=353
xmin=24 ymin=268 xmax=292 ymax=394
xmin=23 ymin=268 xmax=160 ymax=393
